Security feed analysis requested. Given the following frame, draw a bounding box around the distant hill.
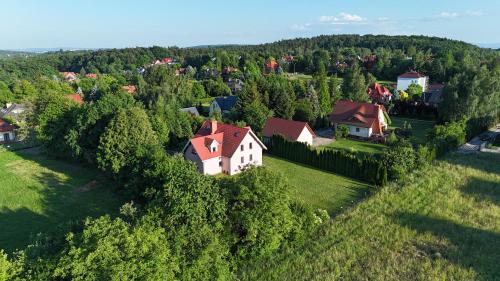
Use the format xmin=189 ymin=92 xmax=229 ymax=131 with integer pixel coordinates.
xmin=0 ymin=50 xmax=34 ymax=59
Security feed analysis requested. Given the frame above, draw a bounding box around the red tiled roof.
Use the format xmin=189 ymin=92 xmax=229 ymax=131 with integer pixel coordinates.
xmin=85 ymin=73 xmax=97 ymax=78
xmin=122 ymin=85 xmax=137 ymax=94
xmin=262 ymin=117 xmax=316 ymax=141
xmin=329 ymin=100 xmax=386 ymax=134
xmin=0 ymin=119 xmax=17 ymax=132
xmin=367 ymin=83 xmax=392 ymax=99
xmin=66 ymin=94 xmax=83 ymax=104
xmin=162 ymin=57 xmax=173 ymax=63
xmin=398 ymin=71 xmax=427 ymax=79
xmin=265 ymin=59 xmax=279 ymax=69
xmin=188 ymin=120 xmax=265 ymax=161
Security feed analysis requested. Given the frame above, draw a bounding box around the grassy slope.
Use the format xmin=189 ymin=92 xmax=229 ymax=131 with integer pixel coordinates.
xmin=241 ymin=152 xmax=500 ymax=280
xmin=263 ymin=155 xmax=372 ymax=216
xmin=390 ymin=117 xmax=435 ymax=145
xmin=0 ymin=150 xmax=123 ymax=253
xmin=321 ymin=138 xmax=387 ymax=154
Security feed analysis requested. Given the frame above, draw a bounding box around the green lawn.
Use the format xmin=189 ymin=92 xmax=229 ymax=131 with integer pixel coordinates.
xmin=390 ymin=117 xmax=435 ymax=144
xmin=321 ymin=138 xmax=387 ymax=155
xmin=263 ymin=155 xmax=372 ymax=215
xmin=240 ymin=152 xmax=500 ymax=280
xmin=0 ymin=149 xmax=123 ymax=253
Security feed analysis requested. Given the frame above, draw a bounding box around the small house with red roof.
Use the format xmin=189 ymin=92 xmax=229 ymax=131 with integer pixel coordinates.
xmin=329 ymin=100 xmax=388 ymax=138
xmin=85 ymin=73 xmax=97 ymax=79
xmin=66 ymin=94 xmax=84 ymax=104
xmin=262 ymin=117 xmax=316 ymax=146
xmin=367 ymin=83 xmax=392 ymax=104
xmin=265 ymin=59 xmax=279 ymax=73
xmin=60 ymin=72 xmax=78 ymax=82
xmin=122 ymin=85 xmax=137 ymax=94
xmin=397 ymin=71 xmax=429 ymax=92
xmin=0 ymin=119 xmax=18 ymax=143
xmin=183 ymin=120 xmax=266 ymax=175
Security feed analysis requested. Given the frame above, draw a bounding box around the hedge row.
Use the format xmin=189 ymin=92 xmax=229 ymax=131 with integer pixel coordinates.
xmin=265 ymin=135 xmax=388 ymax=186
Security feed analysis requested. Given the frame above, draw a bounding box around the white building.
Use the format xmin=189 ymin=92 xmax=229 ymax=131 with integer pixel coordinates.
xmin=183 ymin=120 xmax=266 ymax=175
xmin=262 ymin=117 xmax=316 ymax=146
xmin=329 ymin=100 xmax=388 ymax=138
xmin=0 ymin=119 xmax=17 ymax=143
xmin=397 ymin=71 xmax=429 ymax=92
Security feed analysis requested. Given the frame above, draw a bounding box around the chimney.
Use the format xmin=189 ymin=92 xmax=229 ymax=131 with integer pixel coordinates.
xmin=210 ymin=120 xmax=217 ymax=135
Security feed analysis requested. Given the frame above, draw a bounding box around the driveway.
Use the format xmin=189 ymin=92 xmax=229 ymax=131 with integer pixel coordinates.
xmin=459 ymin=124 xmax=500 ymax=154
xmin=313 ymin=128 xmax=334 ymax=147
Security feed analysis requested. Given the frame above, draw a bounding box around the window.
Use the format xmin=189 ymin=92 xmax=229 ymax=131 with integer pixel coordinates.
xmin=249 ymin=154 xmax=253 ymax=161
xmin=191 ymin=148 xmax=196 ymax=155
xmin=249 ymin=142 xmax=253 ymax=149
xmin=212 ymin=146 xmax=217 ymax=152
xmin=241 ymin=156 xmax=244 ymax=163
xmin=356 ymin=127 xmax=360 ymax=132
xmin=219 ymin=161 xmax=222 ymax=167
xmin=240 ymin=144 xmax=244 ymax=151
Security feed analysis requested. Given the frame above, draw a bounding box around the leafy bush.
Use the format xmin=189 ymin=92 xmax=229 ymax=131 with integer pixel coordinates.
xmin=335 ymin=124 xmax=350 ymax=139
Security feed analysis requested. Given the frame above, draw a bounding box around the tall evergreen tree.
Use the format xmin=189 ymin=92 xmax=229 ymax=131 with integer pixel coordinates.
xmin=342 ymin=63 xmax=368 ymax=102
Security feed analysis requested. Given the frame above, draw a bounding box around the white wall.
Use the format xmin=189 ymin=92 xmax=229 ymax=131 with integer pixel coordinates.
xmin=296 ymin=127 xmax=314 ymax=146
xmin=202 ymin=157 xmax=222 ymax=175
xmin=343 ymin=125 xmax=371 ymax=138
xmin=397 ymin=77 xmax=428 ymax=91
xmin=228 ymin=132 xmax=263 ymax=175
xmin=0 ymin=131 xmax=15 ymax=142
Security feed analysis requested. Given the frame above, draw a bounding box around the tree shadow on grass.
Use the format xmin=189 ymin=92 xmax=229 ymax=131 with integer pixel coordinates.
xmin=444 ymin=152 xmax=500 ymax=175
xmin=0 ymin=150 xmax=123 ymax=254
xmin=460 ymin=177 xmax=500 ymax=206
xmin=393 ymin=212 xmax=500 ymax=280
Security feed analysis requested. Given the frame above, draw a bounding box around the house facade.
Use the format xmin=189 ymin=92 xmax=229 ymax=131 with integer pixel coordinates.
xmin=397 ymin=71 xmax=429 ymax=92
xmin=183 ymin=120 xmax=266 ymax=175
xmin=329 ymin=100 xmax=388 ymax=138
xmin=0 ymin=119 xmax=17 ymax=143
xmin=262 ymin=117 xmax=316 ymax=146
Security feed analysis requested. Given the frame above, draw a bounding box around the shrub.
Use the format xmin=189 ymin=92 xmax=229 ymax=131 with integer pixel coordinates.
xmin=335 ymin=124 xmax=350 ymax=139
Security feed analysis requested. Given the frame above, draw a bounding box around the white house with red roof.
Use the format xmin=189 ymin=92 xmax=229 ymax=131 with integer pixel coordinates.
xmin=329 ymin=100 xmax=388 ymax=138
xmin=183 ymin=120 xmax=266 ymax=175
xmin=262 ymin=117 xmax=316 ymax=146
xmin=397 ymin=71 xmax=429 ymax=92
xmin=0 ymin=119 xmax=17 ymax=143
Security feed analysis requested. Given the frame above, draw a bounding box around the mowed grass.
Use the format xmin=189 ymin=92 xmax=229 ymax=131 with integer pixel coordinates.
xmin=390 ymin=117 xmax=435 ymax=144
xmin=240 ymin=152 xmax=500 ymax=280
xmin=0 ymin=149 xmax=123 ymax=253
xmin=263 ymin=155 xmax=372 ymax=215
xmin=321 ymin=138 xmax=387 ymax=155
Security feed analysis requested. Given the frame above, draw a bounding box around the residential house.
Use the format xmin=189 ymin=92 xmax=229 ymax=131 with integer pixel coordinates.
xmin=262 ymin=117 xmax=316 ymax=146
xmin=222 ymin=67 xmax=239 ymax=76
xmin=209 ymin=96 xmax=238 ymax=116
xmin=423 ymin=83 xmax=445 ymax=107
xmin=329 ymin=100 xmax=388 ymax=138
xmin=183 ymin=120 xmax=266 ymax=175
xmin=175 ymin=68 xmax=187 ymax=76
xmin=225 ymin=78 xmax=244 ymax=93
xmin=397 ymin=71 xmax=429 ymax=92
xmin=60 ymin=72 xmax=78 ymax=82
xmin=66 ymin=94 xmax=84 ymax=104
xmin=122 ymin=85 xmax=137 ymax=94
xmin=85 ymin=73 xmax=97 ymax=79
xmin=0 ymin=119 xmax=17 ymax=143
xmin=280 ymin=55 xmax=295 ymax=63
xmin=265 ymin=59 xmax=279 ymax=73
xmin=180 ymin=107 xmax=200 ymax=116
xmin=367 ymin=83 xmax=392 ymax=104
xmin=0 ymin=103 xmax=26 ymax=122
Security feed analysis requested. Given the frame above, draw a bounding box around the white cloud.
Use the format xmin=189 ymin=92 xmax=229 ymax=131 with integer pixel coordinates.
xmin=290 ymin=23 xmax=311 ymax=31
xmin=319 ymin=13 xmax=365 ymax=25
xmin=465 ymin=10 xmax=483 ymax=16
xmin=438 ymin=12 xmax=460 ymax=19
xmin=437 ymin=10 xmax=483 ymax=19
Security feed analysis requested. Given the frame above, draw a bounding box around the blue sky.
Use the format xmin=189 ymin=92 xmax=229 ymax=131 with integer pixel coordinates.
xmin=1 ymin=0 xmax=498 ymax=49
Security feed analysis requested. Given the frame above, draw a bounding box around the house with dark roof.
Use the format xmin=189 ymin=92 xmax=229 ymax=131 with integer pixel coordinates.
xmin=262 ymin=117 xmax=316 ymax=146
xmin=225 ymin=78 xmax=244 ymax=93
xmin=397 ymin=71 xmax=429 ymax=92
xmin=0 ymin=119 xmax=18 ymax=143
xmin=367 ymin=83 xmax=392 ymax=104
xmin=329 ymin=100 xmax=388 ymax=138
xmin=423 ymin=83 xmax=445 ymax=107
xmin=183 ymin=120 xmax=266 ymax=175
xmin=209 ymin=96 xmax=238 ymax=116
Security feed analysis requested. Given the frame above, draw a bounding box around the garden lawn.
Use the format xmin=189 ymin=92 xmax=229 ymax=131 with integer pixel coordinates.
xmin=321 ymin=138 xmax=387 ymax=155
xmin=263 ymin=155 xmax=372 ymax=216
xmin=390 ymin=117 xmax=435 ymax=144
xmin=0 ymin=149 xmax=123 ymax=253
xmin=240 ymin=152 xmax=500 ymax=281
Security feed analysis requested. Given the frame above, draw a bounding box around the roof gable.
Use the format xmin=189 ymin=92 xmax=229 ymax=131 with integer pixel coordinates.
xmin=329 ymin=100 xmax=384 ymax=128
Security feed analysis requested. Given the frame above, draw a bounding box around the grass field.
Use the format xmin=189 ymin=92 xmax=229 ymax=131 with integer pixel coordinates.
xmin=240 ymin=152 xmax=500 ymax=280
xmin=321 ymin=138 xmax=387 ymax=155
xmin=0 ymin=149 xmax=123 ymax=253
xmin=390 ymin=117 xmax=435 ymax=144
xmin=263 ymin=155 xmax=372 ymax=215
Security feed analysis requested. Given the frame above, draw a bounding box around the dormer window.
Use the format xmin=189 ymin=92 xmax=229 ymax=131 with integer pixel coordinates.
xmin=212 ymin=146 xmax=217 ymax=152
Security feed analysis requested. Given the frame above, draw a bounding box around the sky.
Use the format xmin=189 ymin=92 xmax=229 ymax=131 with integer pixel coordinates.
xmin=1 ymin=0 xmax=499 ymax=49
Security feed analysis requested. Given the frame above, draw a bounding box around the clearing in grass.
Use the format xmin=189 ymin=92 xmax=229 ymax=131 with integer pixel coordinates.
xmin=239 ymin=152 xmax=500 ymax=280
xmin=0 ymin=149 xmax=123 ymax=253
xmin=263 ymin=155 xmax=372 ymax=216
xmin=320 ymin=138 xmax=387 ymax=155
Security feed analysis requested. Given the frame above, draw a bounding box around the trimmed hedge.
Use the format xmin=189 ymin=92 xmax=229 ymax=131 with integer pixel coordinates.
xmin=265 ymin=135 xmax=387 ymax=186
